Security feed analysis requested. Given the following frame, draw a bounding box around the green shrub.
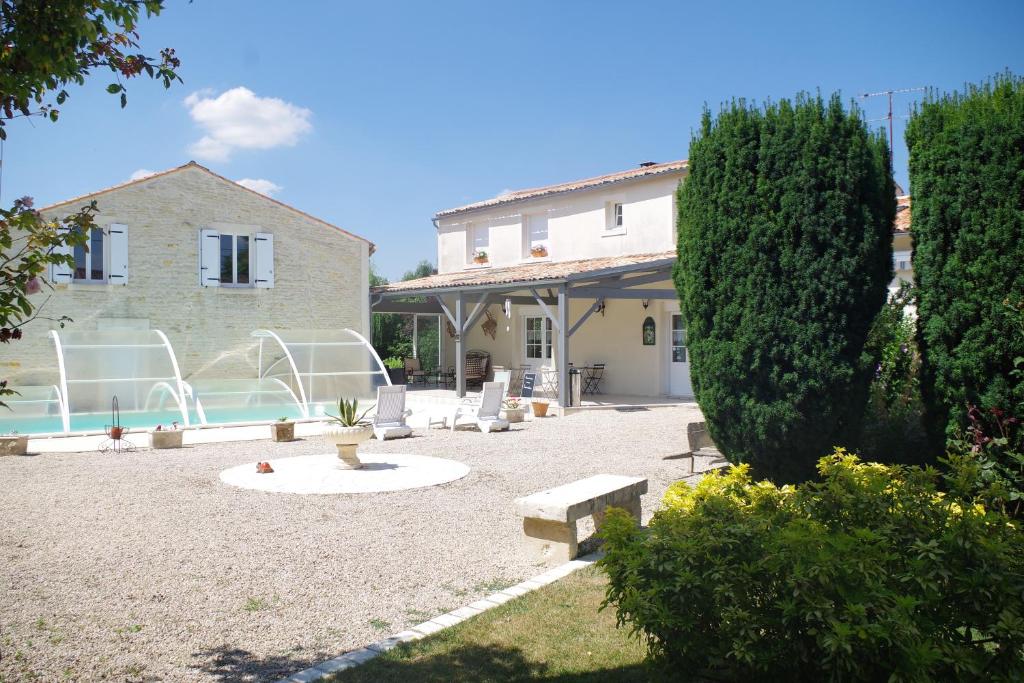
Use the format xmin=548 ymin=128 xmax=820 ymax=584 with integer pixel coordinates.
xmin=601 ymin=451 xmax=1024 ymax=681
xmin=905 ymin=72 xmax=1024 ymax=452
xmin=675 ymin=93 xmax=895 ymax=483
xmin=859 ymin=283 xmax=929 ymax=464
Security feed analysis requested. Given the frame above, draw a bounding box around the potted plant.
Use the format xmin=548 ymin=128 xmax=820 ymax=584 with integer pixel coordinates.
xmin=0 ymin=430 xmax=27 ymax=456
xmin=384 ymin=357 xmax=406 ymax=385
xmin=473 ymin=249 xmax=489 ymax=265
xmin=531 ymin=399 xmax=549 ymax=418
xmin=270 ymin=416 xmax=295 ymax=442
xmin=150 ymin=422 xmax=184 ymax=449
xmin=322 ymin=397 xmax=374 ymax=469
xmin=501 ymin=397 xmax=526 ymax=423
xmin=530 ymin=244 xmax=548 ymax=258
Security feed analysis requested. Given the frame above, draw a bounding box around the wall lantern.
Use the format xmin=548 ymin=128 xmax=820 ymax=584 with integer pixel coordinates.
xmin=642 ymin=316 xmax=656 ymax=345
xmin=642 ymin=299 xmax=650 ymax=310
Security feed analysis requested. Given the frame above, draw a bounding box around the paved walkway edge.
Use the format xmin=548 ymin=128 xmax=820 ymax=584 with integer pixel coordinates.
xmin=275 ymin=551 xmax=605 ymax=683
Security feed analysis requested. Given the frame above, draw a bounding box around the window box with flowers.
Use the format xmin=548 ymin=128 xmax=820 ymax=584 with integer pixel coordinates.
xmin=529 ymin=244 xmax=548 ymax=258
xmin=473 ymin=249 xmax=489 ymax=265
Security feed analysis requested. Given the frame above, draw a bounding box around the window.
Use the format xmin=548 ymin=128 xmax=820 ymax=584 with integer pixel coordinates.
xmin=605 ymin=202 xmax=626 ymax=233
xmin=527 ymin=214 xmax=549 ymax=257
xmin=893 ymin=250 xmax=912 ymax=271
xmin=469 ymin=223 xmax=490 ymax=262
xmin=73 ymin=226 xmax=105 ymax=281
xmin=525 ymin=316 xmax=553 ymax=360
xmin=200 ymin=227 xmax=273 ymax=288
xmin=219 ymin=234 xmax=250 ymax=285
xmin=671 ymin=314 xmax=687 ymax=362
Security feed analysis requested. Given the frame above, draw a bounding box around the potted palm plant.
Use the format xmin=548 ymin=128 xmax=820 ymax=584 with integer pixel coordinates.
xmin=270 ymin=416 xmax=295 ymax=442
xmin=501 ymin=397 xmax=526 ymax=423
xmin=473 ymin=249 xmax=489 ymax=265
xmin=323 ymin=397 xmax=373 ymax=469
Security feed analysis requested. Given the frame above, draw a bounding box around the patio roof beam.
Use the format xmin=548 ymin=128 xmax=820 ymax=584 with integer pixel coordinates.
xmin=455 ymin=292 xmax=466 ymax=397
xmin=571 ymin=269 xmax=668 ymax=289
xmin=485 ymin=294 xmax=557 ymax=306
xmin=557 ymin=285 xmax=569 ymax=407
xmin=567 ymin=298 xmax=605 ymax=338
xmin=461 ymin=294 xmax=490 ymax=334
xmin=371 ymin=300 xmax=445 ymax=314
xmin=570 ymin=287 xmax=677 ymax=300
xmin=436 ymin=297 xmax=458 ymax=329
xmin=373 ymin=277 xmax=569 ymax=299
xmin=530 ymin=288 xmax=560 ymax=332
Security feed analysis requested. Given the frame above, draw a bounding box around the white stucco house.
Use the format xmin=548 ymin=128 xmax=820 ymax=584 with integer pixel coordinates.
xmin=373 ymin=161 xmax=690 ymax=405
xmin=1 ymin=161 xmax=374 ymax=388
xmin=373 ymin=161 xmax=916 ymax=406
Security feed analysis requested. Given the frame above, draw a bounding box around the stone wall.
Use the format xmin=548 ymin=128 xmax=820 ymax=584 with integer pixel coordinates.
xmin=0 ymin=164 xmax=371 ymax=386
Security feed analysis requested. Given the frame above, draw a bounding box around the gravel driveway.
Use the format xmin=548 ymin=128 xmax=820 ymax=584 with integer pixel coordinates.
xmin=1 ymin=405 xmax=704 ymax=682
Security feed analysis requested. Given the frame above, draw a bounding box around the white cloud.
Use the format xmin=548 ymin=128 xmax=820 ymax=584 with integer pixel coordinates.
xmin=129 ymin=168 xmax=158 ymax=181
xmin=235 ymin=178 xmax=283 ymax=196
xmin=184 ymin=87 xmax=313 ymax=162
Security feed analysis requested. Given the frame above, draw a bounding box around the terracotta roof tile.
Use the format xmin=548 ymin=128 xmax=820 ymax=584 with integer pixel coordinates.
xmin=435 ymin=160 xmax=688 ymax=218
xmin=376 ymin=251 xmax=675 ymax=294
xmin=894 ymin=194 xmax=911 ymax=233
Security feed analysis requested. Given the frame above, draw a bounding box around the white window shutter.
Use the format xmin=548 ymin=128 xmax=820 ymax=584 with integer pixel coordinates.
xmin=49 ymin=227 xmax=73 ymax=283
xmin=254 ymin=232 xmax=274 ymax=288
xmin=108 ymin=224 xmax=128 ymax=284
xmin=199 ymin=228 xmax=221 ymax=287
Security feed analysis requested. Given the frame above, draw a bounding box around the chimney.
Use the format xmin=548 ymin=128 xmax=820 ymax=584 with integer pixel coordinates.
xmin=638 ymin=161 xmax=658 ymax=168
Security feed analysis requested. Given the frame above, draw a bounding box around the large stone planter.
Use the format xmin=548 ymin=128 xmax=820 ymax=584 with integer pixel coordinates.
xmin=501 ymin=408 xmax=525 ymax=423
xmin=323 ymin=424 xmax=373 ymax=469
xmin=150 ymin=429 xmax=184 ymax=449
xmin=270 ymin=421 xmax=295 ymax=442
xmin=0 ymin=435 xmax=28 ymax=456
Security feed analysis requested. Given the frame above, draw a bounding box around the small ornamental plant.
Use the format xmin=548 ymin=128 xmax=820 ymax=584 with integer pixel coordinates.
xmin=503 ymin=397 xmax=522 ymax=410
xmin=473 ymin=249 xmax=488 ymax=263
xmin=326 ymin=397 xmax=372 ymax=427
xmin=277 ymin=416 xmax=290 ymax=422
xmin=530 ymin=244 xmax=548 ymax=257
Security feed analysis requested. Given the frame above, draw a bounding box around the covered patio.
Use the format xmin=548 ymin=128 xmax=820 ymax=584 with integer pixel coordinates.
xmin=371 ymin=252 xmax=689 ymax=407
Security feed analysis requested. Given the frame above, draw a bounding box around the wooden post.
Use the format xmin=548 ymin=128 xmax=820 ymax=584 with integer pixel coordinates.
xmin=557 ymin=285 xmax=569 ymax=407
xmin=455 ymin=291 xmax=466 ymax=397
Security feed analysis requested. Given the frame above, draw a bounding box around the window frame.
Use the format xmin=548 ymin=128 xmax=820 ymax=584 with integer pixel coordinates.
xmin=218 ymin=232 xmax=254 ymax=288
xmin=524 ymin=315 xmax=553 ymax=361
xmin=72 ymin=226 xmax=107 ymax=284
xmin=604 ymin=200 xmax=627 ymax=235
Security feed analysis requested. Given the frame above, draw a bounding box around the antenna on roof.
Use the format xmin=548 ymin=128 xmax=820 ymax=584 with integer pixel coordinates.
xmin=859 ymin=87 xmax=926 ymax=169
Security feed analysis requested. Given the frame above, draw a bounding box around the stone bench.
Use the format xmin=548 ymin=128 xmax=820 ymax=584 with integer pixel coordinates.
xmin=513 ymin=474 xmax=648 ymax=565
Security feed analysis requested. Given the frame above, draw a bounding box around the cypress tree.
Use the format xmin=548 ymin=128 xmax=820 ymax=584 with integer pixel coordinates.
xmin=675 ymin=94 xmax=895 ymax=483
xmin=905 ymin=73 xmax=1024 ymax=450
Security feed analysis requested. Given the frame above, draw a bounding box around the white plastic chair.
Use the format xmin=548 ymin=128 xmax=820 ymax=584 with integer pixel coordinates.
xmin=372 ymin=385 xmax=413 ymax=440
xmin=450 ymin=381 xmax=509 ymax=432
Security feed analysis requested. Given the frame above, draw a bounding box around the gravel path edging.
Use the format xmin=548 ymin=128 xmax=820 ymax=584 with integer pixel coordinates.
xmin=275 ymin=551 xmax=606 ymax=683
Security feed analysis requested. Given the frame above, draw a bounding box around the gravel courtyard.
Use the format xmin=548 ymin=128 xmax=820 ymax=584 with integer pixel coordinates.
xmin=1 ymin=405 xmax=705 ymax=682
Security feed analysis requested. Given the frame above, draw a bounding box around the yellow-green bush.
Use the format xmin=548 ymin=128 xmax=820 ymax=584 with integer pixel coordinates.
xmin=601 ymin=451 xmax=1024 ymax=681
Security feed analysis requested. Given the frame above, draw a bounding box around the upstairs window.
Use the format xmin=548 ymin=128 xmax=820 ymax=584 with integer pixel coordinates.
xmin=220 ymin=234 xmax=250 ymax=285
xmin=74 ymin=226 xmax=105 ymax=281
xmin=527 ymin=214 xmax=549 ymax=258
xmin=614 ymin=203 xmax=624 ymax=227
xmin=893 ymin=250 xmax=912 ymax=271
xmin=605 ymin=201 xmax=626 ymax=233
xmin=200 ymin=228 xmax=274 ymax=288
xmin=468 ymin=222 xmax=490 ymax=264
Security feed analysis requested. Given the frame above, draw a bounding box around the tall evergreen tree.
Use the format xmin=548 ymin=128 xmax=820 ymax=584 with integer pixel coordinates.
xmin=675 ymin=94 xmax=895 ymax=483
xmin=905 ymin=73 xmax=1024 ymax=451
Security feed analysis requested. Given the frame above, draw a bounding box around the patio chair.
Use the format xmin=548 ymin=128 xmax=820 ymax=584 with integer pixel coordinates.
xmin=583 ymin=363 xmax=605 ymax=395
xmin=404 ymin=357 xmax=427 ymax=386
xmin=450 ymin=381 xmax=509 ymax=432
xmin=493 ymin=370 xmax=511 ymax=396
xmin=465 ymin=349 xmax=491 ymax=389
xmin=372 ymin=385 xmax=413 ymax=440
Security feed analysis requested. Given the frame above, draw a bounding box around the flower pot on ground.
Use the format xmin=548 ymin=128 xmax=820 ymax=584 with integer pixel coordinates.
xmin=502 ymin=398 xmax=525 ymax=423
xmin=270 ymin=419 xmax=295 ymax=442
xmin=531 ymin=401 xmax=549 ymax=418
xmin=324 ymin=397 xmax=374 ymax=469
xmin=150 ymin=425 xmax=184 ymax=449
xmin=0 ymin=434 xmax=28 ymax=456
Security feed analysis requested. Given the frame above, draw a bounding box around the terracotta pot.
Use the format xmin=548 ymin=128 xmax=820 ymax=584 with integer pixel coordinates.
xmin=109 ymin=426 xmax=124 ymax=440
xmin=473 ymin=255 xmax=488 ymax=264
xmin=531 ymin=402 xmax=549 ymax=418
xmin=150 ymin=429 xmax=184 ymax=449
xmin=270 ymin=421 xmax=295 ymax=442
xmin=0 ymin=435 xmax=28 ymax=456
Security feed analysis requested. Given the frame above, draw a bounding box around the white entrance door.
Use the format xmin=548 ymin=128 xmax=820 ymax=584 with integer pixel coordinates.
xmin=668 ymin=313 xmax=692 ymax=397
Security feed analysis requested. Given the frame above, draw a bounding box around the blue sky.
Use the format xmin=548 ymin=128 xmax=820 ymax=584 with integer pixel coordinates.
xmin=4 ymin=0 xmax=1023 ymax=280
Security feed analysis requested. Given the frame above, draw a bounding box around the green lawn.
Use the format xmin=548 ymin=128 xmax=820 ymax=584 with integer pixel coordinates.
xmin=328 ymin=565 xmax=649 ymax=682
